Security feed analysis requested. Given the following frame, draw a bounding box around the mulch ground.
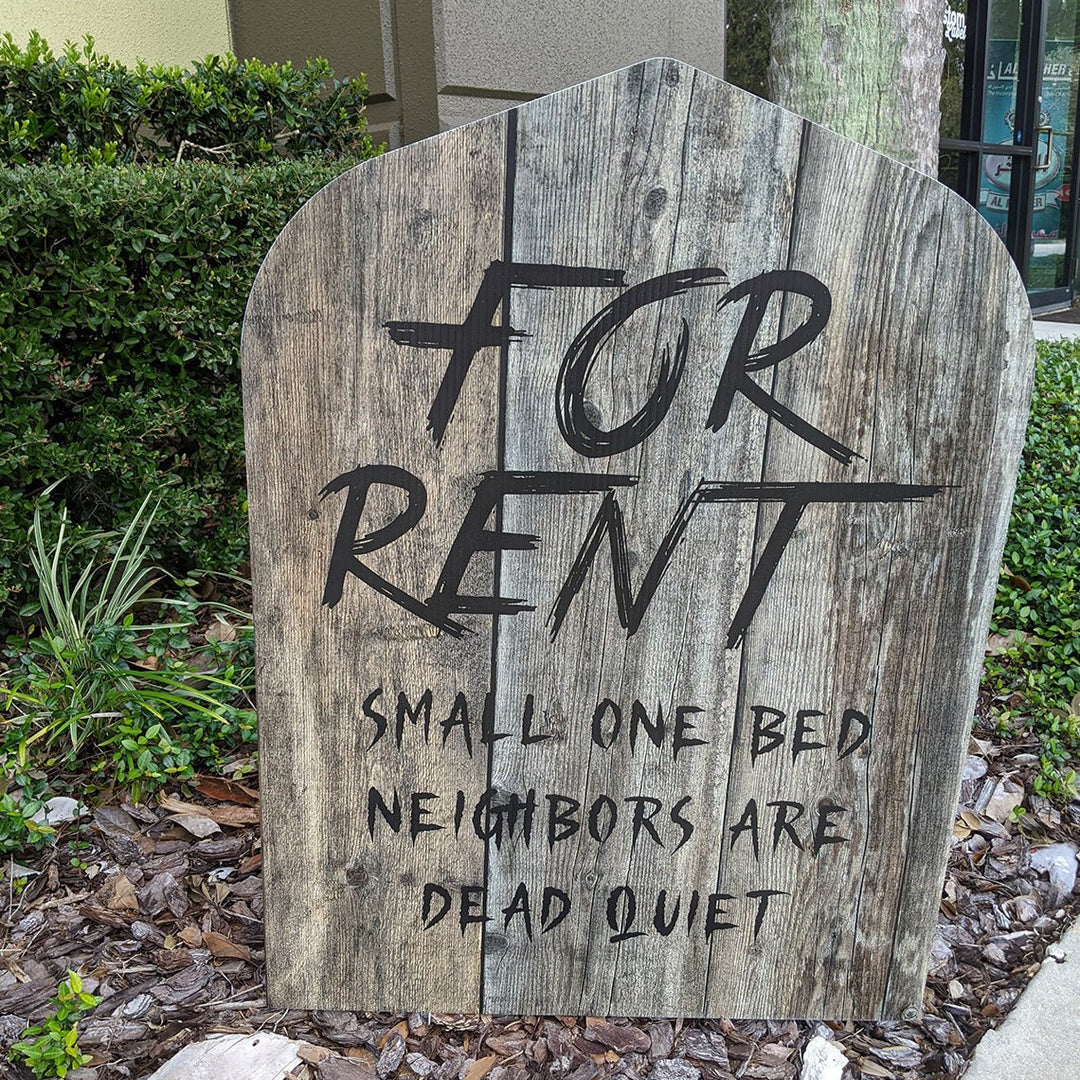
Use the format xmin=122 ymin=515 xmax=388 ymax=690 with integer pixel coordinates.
xmin=1 ymin=718 xmax=1078 ymax=1080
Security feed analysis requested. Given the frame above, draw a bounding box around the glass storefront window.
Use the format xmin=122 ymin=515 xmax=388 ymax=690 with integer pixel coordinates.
xmin=979 ymin=152 xmax=1018 ymax=240
xmin=939 ymin=149 xmax=962 ymax=189
xmin=939 ymin=0 xmax=1080 ymax=301
xmin=1029 ymin=0 xmax=1080 ymax=290
xmin=941 ymin=2 xmax=968 ymax=140
xmin=983 ymin=0 xmax=1024 ymax=144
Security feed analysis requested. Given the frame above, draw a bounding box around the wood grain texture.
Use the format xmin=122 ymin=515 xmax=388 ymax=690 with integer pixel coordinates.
xmin=242 ymin=114 xmax=506 ymax=1010
xmin=485 ymin=61 xmax=803 ymax=1017
xmin=242 ymin=59 xmax=1034 ymax=1018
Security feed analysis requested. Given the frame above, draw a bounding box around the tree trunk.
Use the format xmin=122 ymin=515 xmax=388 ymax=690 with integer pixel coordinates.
xmin=769 ymin=0 xmax=947 ymax=175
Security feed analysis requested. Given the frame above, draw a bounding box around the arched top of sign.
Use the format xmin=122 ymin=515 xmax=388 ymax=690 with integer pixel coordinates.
xmin=242 ymin=59 xmax=1034 ymax=1019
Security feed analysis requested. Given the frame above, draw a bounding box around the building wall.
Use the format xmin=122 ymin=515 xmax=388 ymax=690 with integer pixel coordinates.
xmin=0 ymin=0 xmax=231 ymax=65
xmin=434 ymin=0 xmax=726 ymax=132
xmin=228 ymin=0 xmax=394 ymax=103
xmin=230 ymin=0 xmax=405 ymax=142
xmin=231 ymin=0 xmax=726 ymax=146
xmin=1 ymin=0 xmax=725 ymax=145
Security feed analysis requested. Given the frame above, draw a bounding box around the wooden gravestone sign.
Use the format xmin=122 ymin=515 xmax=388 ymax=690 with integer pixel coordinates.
xmin=242 ymin=59 xmax=1034 ymax=1019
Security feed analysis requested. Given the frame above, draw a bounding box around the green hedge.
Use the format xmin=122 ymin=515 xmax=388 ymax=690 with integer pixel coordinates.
xmin=985 ymin=340 xmax=1080 ymax=799
xmin=0 ymin=32 xmax=377 ymax=165
xmin=0 ymin=35 xmax=381 ymax=613
xmin=0 ymin=158 xmax=367 ymax=607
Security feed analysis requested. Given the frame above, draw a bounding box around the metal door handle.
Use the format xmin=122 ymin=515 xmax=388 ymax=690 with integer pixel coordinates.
xmin=1036 ymin=125 xmax=1054 ymax=170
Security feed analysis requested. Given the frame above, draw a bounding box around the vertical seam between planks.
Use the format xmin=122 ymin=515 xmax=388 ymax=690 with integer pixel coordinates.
xmin=844 ymin=176 xmax=941 ymax=1016
xmin=574 ymin=94 xmax=610 ymax=1014
xmin=479 ymin=107 xmax=519 ymax=1014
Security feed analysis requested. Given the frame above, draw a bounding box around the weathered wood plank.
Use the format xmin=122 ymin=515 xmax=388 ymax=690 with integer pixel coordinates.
xmin=242 ymin=114 xmax=506 ymax=1011
xmin=485 ymin=59 xmax=804 ymax=1016
xmin=704 ymin=124 xmax=1033 ymax=1019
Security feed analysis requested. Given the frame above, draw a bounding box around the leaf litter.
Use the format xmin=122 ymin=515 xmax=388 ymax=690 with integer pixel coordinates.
xmin=0 ymin=723 xmax=1077 ymax=1080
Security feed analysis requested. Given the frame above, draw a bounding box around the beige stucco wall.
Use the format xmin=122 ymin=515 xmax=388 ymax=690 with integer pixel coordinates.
xmin=0 ymin=0 xmax=231 ymax=66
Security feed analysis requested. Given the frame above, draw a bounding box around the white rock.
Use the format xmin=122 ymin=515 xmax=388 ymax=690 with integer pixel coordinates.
xmin=961 ymin=754 xmax=988 ymax=782
xmin=800 ymin=1034 xmax=849 ymax=1080
xmin=30 ymin=796 xmax=87 ymax=826
xmin=1047 ymin=942 xmax=1068 ymax=963
xmin=1030 ymin=842 xmax=1080 ymax=905
xmin=145 ymin=1032 xmax=305 ymax=1080
xmin=981 ymin=778 xmax=1024 ymax=823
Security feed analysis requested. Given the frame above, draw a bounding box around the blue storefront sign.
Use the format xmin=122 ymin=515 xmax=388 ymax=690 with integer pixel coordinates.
xmin=980 ymin=39 xmax=1073 ymax=240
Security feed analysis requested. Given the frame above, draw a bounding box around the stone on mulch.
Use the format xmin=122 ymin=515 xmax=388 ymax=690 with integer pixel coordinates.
xmin=146 ymin=1031 xmax=305 ymax=1079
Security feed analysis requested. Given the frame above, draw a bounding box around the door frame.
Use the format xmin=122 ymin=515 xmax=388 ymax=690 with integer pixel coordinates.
xmin=940 ymin=0 xmax=1080 ymax=309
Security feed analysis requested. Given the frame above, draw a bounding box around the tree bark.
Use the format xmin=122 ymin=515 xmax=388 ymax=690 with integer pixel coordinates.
xmin=769 ymin=0 xmax=947 ymax=175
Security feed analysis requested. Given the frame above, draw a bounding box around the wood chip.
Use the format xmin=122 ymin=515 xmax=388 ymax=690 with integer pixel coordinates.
xmin=194 ymin=775 xmax=260 ymax=806
xmin=202 ymin=930 xmax=252 ymax=960
xmin=318 ymin=1058 xmax=376 ymax=1080
xmin=107 ymin=873 xmax=140 ymax=912
xmin=584 ymin=1019 xmax=651 ymax=1054
xmin=462 ymin=1056 xmax=497 ymax=1080
xmin=682 ymin=1029 xmax=729 ymax=1068
xmin=159 ymin=794 xmax=260 ymax=827
xmin=168 ymin=813 xmax=222 ymax=838
xmin=298 ymin=1043 xmax=334 ymax=1063
xmin=857 ymin=1061 xmax=894 ymax=1078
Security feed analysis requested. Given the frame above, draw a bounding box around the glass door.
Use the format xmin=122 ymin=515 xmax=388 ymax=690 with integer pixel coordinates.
xmin=939 ymin=0 xmax=1080 ymax=307
xmin=1026 ymin=1 xmax=1080 ymax=301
